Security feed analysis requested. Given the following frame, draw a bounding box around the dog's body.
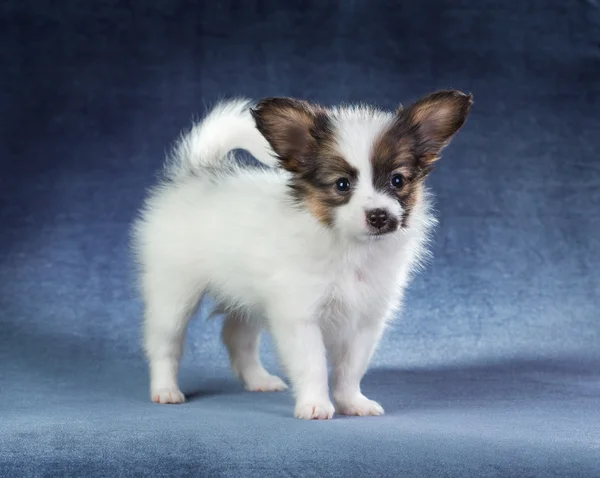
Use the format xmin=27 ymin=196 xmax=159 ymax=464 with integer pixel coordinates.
xmin=132 ymin=92 xmax=472 ymax=419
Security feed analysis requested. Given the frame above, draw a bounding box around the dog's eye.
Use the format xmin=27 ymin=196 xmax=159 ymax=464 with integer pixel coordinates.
xmin=390 ymin=174 xmax=404 ymax=189
xmin=335 ymin=177 xmax=351 ymax=192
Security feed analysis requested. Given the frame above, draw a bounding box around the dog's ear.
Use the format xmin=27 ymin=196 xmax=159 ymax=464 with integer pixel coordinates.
xmin=402 ymin=90 xmax=473 ymax=166
xmin=251 ymin=98 xmax=330 ymax=173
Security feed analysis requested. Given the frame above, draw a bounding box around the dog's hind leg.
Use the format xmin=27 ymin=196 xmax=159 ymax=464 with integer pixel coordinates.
xmin=142 ymin=272 xmax=203 ymax=404
xmin=222 ymin=311 xmax=288 ymax=392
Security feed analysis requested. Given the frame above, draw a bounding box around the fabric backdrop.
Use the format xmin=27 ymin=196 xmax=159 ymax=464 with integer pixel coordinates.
xmin=1 ymin=0 xmax=599 ymax=476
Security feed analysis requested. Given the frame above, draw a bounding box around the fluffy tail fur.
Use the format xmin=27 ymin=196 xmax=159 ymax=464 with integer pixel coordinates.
xmin=165 ymin=99 xmax=276 ymax=179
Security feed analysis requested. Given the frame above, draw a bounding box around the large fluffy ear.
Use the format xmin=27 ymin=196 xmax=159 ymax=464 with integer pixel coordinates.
xmin=251 ymin=97 xmax=330 ymax=172
xmin=403 ymin=90 xmax=473 ymax=166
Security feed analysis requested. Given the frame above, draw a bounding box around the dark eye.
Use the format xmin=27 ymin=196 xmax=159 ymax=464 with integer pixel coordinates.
xmin=335 ymin=177 xmax=351 ymax=192
xmin=390 ymin=174 xmax=404 ymax=189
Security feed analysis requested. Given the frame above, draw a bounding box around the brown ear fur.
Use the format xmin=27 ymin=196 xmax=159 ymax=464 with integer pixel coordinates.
xmin=251 ymin=98 xmax=330 ymax=172
xmin=403 ymin=90 xmax=473 ymax=165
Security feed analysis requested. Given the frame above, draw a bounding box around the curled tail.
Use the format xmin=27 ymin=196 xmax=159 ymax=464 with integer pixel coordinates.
xmin=165 ymin=99 xmax=276 ymax=179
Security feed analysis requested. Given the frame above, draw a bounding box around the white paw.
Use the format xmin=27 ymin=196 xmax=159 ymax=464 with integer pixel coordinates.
xmin=335 ymin=394 xmax=384 ymax=416
xmin=294 ymin=400 xmax=335 ymax=420
xmin=151 ymin=388 xmax=185 ymax=404
xmin=244 ymin=373 xmax=288 ymax=392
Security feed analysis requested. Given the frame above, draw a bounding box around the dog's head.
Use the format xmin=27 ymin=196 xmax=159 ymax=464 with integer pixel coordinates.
xmin=251 ymin=90 xmax=472 ymax=240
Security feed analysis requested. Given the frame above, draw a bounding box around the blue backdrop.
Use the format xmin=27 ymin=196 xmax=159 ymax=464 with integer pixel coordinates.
xmin=1 ymin=1 xmax=599 ymax=476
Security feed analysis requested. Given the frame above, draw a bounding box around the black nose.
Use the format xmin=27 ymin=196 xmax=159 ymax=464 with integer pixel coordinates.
xmin=367 ymin=209 xmax=389 ymax=229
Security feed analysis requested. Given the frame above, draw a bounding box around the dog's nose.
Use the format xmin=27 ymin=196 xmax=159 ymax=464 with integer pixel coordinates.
xmin=366 ymin=209 xmax=389 ymax=229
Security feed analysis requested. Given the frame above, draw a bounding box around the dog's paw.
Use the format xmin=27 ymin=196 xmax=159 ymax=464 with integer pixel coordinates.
xmin=294 ymin=400 xmax=335 ymax=420
xmin=335 ymin=394 xmax=384 ymax=416
xmin=151 ymin=388 xmax=185 ymax=404
xmin=244 ymin=373 xmax=288 ymax=392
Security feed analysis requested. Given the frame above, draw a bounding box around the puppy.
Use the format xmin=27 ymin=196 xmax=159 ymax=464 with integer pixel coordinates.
xmin=131 ymin=91 xmax=472 ymax=419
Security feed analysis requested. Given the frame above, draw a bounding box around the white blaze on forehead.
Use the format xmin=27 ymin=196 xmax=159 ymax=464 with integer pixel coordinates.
xmin=330 ymin=107 xmax=394 ymax=200
xmin=330 ymin=107 xmax=394 ymax=182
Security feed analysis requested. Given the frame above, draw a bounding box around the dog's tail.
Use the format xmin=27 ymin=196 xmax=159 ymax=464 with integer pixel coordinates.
xmin=165 ymin=99 xmax=276 ymax=180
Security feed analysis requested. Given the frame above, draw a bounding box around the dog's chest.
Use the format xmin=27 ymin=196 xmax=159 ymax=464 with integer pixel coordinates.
xmin=318 ymin=254 xmax=398 ymax=323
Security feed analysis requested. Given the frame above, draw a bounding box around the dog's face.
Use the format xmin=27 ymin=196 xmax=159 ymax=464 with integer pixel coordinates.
xmin=252 ymin=91 xmax=472 ymax=240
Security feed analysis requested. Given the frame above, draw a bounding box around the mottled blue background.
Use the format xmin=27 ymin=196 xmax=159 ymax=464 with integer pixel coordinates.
xmin=1 ymin=1 xmax=599 ymax=476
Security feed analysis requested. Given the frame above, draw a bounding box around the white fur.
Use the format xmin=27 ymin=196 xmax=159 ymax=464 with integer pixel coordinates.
xmin=131 ymin=99 xmax=435 ymax=419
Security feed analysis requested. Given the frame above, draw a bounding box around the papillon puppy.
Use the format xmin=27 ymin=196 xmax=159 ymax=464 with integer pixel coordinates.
xmin=131 ymin=90 xmax=472 ymax=419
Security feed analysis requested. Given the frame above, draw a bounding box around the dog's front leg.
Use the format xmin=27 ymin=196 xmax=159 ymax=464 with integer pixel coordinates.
xmin=329 ymin=320 xmax=387 ymax=416
xmin=269 ymin=316 xmax=334 ymax=420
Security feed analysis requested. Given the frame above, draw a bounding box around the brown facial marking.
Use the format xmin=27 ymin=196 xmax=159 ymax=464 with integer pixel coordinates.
xmin=398 ymin=181 xmax=423 ymax=228
xmin=251 ymin=97 xmax=358 ymax=225
xmin=289 ymin=153 xmax=358 ymax=225
xmin=371 ymin=90 xmax=472 ymax=226
xmin=371 ymin=123 xmax=424 ymax=228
